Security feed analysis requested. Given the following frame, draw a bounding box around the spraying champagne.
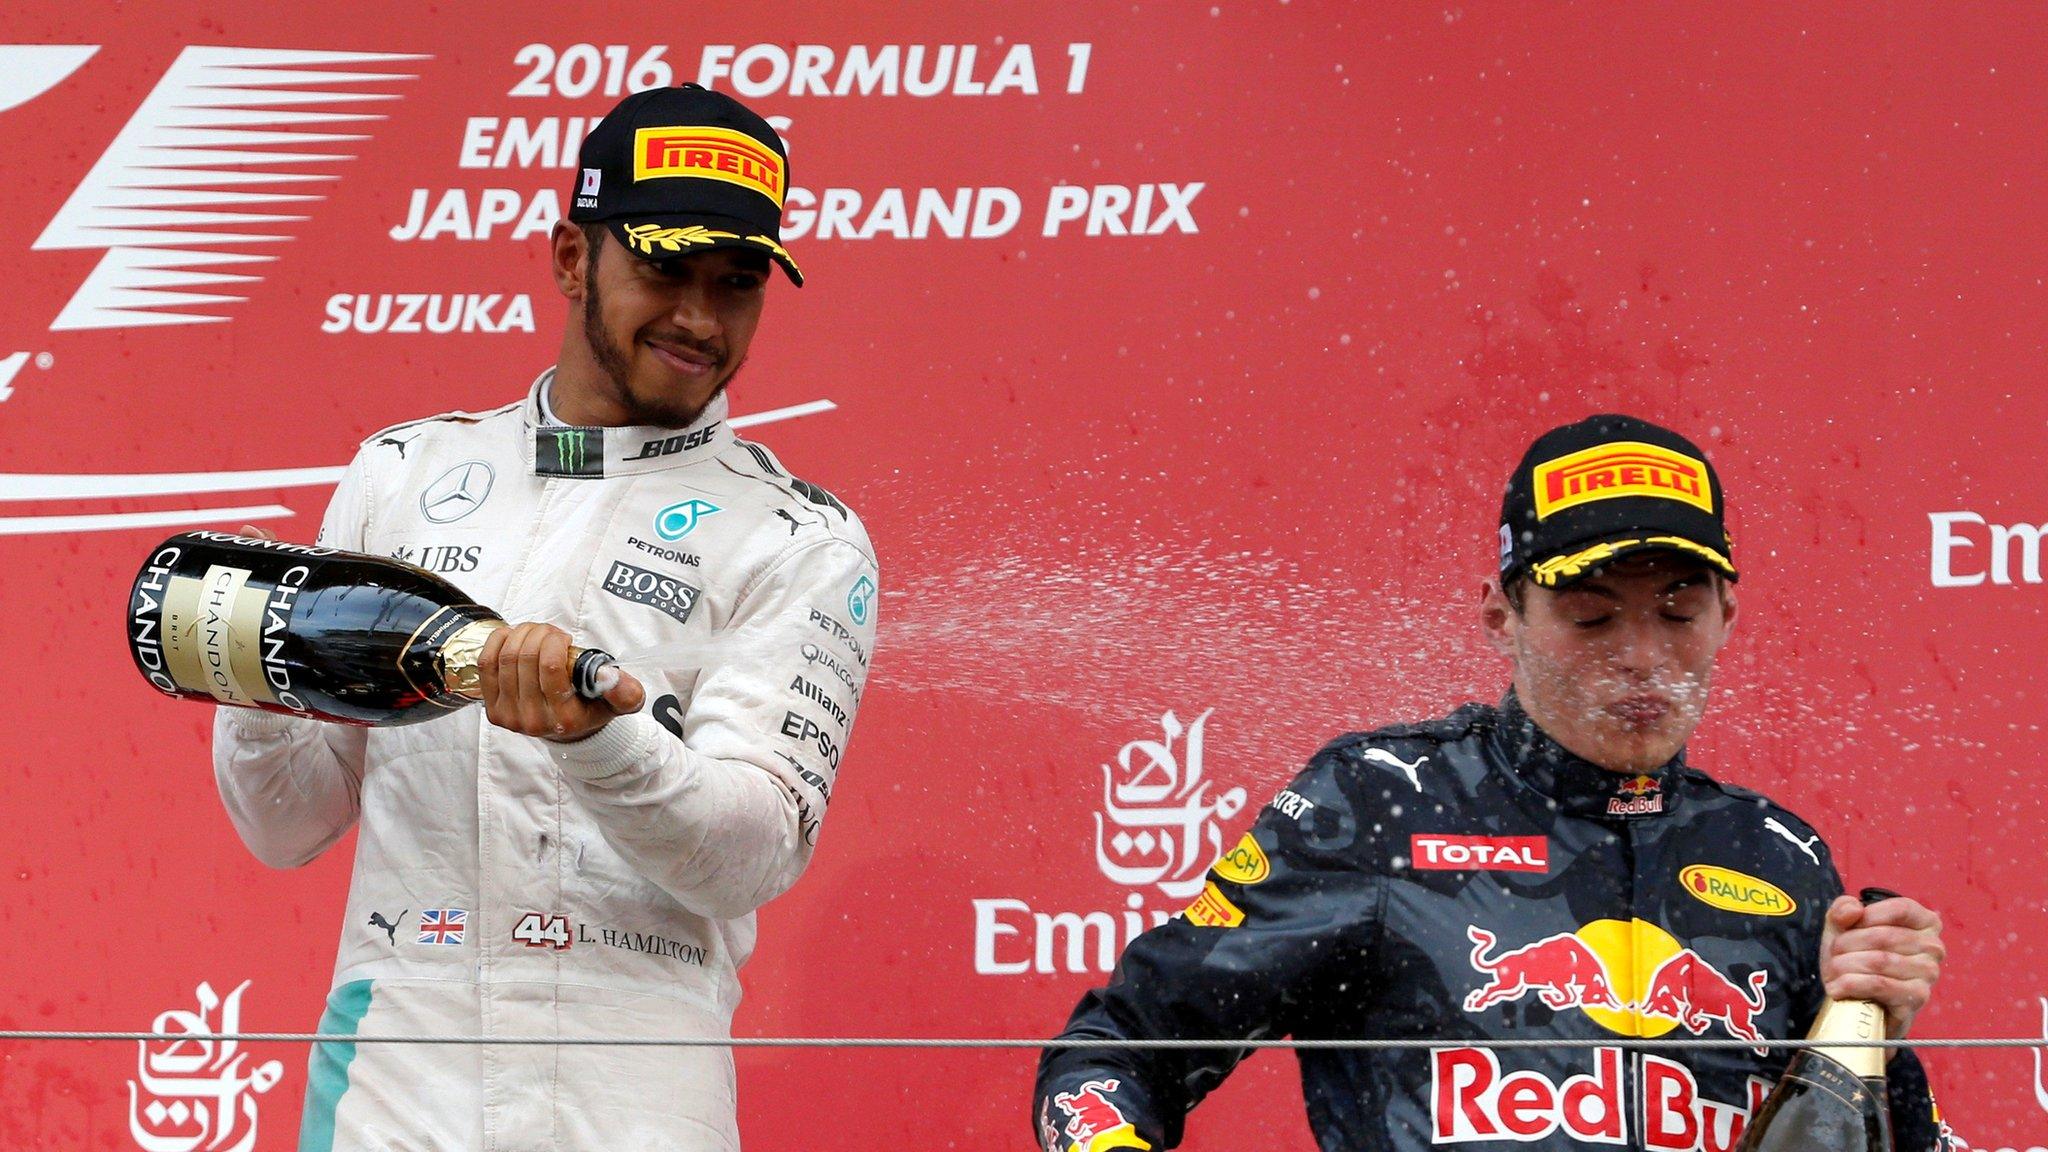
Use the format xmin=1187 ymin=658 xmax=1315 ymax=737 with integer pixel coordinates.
xmin=127 ymin=531 xmax=620 ymax=726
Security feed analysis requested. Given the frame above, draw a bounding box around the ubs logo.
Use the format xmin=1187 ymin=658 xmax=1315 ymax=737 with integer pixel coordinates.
xmin=420 ymin=461 xmax=494 ymax=524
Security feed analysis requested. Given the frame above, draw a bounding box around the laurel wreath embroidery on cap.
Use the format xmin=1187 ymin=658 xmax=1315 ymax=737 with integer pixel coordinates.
xmin=747 ymin=235 xmax=801 ymax=275
xmin=623 ymin=223 xmax=739 ymax=254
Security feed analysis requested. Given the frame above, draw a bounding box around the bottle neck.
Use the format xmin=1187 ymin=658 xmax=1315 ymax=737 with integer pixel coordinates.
xmin=1806 ymin=998 xmax=1888 ymax=1079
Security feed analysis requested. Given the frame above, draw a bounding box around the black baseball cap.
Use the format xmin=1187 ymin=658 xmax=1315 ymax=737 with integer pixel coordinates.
xmin=568 ymin=84 xmax=802 ymax=286
xmin=1498 ymin=414 xmax=1738 ymax=588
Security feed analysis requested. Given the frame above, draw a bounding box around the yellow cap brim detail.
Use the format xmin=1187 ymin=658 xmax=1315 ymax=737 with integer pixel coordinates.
xmin=1529 ymin=536 xmax=1736 ymax=588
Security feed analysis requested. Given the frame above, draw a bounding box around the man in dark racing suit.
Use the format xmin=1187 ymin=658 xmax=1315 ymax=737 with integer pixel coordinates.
xmin=1035 ymin=415 xmax=1951 ymax=1151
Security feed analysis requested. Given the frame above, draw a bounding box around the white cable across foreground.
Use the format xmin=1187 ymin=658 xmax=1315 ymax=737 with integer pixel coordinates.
xmin=0 ymin=1032 xmax=2038 ymax=1050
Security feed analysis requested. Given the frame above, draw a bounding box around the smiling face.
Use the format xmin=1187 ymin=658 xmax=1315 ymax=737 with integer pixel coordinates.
xmin=549 ymin=223 xmax=770 ymax=428
xmin=1483 ymin=551 xmax=1738 ymax=773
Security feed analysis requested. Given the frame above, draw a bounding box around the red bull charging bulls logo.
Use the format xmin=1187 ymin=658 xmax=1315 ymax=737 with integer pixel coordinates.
xmin=1464 ymin=918 xmax=1770 ymax=1052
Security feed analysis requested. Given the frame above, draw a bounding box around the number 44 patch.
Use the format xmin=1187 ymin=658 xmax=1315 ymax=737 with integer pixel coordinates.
xmin=513 ymin=911 xmax=573 ymax=950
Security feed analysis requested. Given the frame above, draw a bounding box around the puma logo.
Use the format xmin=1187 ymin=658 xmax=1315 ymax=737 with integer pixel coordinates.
xmin=1362 ymin=748 xmax=1428 ymax=792
xmin=376 ymin=434 xmax=417 ymax=458
xmin=1763 ymin=818 xmax=1821 ymax=866
xmin=775 ymin=509 xmax=801 ymax=535
xmin=369 ymin=909 xmax=408 ymax=946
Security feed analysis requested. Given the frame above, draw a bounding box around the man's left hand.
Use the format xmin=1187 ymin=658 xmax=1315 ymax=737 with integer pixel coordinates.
xmin=478 ymin=621 xmax=646 ymax=742
xmin=1819 ymin=893 xmax=1944 ymax=1040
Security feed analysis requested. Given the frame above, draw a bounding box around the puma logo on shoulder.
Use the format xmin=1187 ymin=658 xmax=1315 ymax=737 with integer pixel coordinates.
xmin=1763 ymin=818 xmax=1821 ymax=866
xmin=1361 ymin=747 xmax=1428 ymax=792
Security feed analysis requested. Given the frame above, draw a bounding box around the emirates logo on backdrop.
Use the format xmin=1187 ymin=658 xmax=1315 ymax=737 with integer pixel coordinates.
xmin=126 ymin=980 xmax=284 ymax=1152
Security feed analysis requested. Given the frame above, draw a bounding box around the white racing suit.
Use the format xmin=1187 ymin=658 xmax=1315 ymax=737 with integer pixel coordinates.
xmin=213 ymin=371 xmax=879 ymax=1151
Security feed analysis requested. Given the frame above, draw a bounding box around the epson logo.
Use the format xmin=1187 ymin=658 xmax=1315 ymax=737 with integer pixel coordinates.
xmin=1930 ymin=511 xmax=2046 ymax=587
xmin=601 ymin=561 xmax=700 ymax=626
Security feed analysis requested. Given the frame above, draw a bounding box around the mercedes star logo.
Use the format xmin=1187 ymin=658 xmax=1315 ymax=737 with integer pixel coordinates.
xmin=420 ymin=461 xmax=495 ymax=524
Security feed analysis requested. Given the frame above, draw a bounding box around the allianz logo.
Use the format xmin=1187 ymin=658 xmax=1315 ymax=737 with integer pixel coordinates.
xmin=1929 ymin=512 xmax=2047 ymax=586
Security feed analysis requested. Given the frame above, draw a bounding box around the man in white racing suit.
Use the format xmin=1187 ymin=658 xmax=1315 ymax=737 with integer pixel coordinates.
xmin=212 ymin=86 xmax=878 ymax=1151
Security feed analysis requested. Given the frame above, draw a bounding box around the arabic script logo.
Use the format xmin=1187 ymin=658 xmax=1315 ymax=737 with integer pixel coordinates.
xmin=1094 ymin=708 xmax=1246 ymax=900
xmin=419 ymin=461 xmax=494 ymax=524
xmin=127 ymin=980 xmax=283 ymax=1152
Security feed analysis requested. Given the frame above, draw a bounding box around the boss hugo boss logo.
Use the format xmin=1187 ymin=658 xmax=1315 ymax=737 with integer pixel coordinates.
xmin=419 ymin=461 xmax=494 ymax=523
xmin=601 ymin=560 xmax=701 ymax=626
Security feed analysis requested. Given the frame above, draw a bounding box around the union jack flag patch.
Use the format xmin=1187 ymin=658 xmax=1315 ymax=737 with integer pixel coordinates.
xmin=417 ymin=908 xmax=467 ymax=946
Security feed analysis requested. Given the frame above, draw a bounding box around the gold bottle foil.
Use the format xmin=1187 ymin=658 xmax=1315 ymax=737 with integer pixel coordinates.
xmin=1806 ymin=998 xmax=1888 ymax=1080
xmin=438 ymin=618 xmax=506 ymax=700
xmin=410 ymin=615 xmax=606 ymax=702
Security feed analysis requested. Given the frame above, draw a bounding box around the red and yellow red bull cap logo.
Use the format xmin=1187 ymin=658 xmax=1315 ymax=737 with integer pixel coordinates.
xmin=1531 ymin=440 xmax=1714 ymax=520
xmin=633 ymin=125 xmax=787 ymax=205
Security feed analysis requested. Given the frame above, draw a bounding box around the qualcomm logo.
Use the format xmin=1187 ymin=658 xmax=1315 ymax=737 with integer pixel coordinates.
xmin=29 ymin=46 xmax=427 ymax=331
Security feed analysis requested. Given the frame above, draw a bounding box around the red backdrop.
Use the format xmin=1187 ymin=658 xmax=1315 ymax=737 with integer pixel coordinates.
xmin=1 ymin=3 xmax=2044 ymax=1148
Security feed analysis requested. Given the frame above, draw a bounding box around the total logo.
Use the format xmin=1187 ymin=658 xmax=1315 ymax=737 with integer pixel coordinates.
xmin=1464 ymin=918 xmax=1770 ymax=1053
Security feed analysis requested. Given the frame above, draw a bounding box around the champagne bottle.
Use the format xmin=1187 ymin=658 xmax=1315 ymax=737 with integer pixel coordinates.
xmin=126 ymin=530 xmax=619 ymax=727
xmin=1734 ymin=888 xmax=1901 ymax=1152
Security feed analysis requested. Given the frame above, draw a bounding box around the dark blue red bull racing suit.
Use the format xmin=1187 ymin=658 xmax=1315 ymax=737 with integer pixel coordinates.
xmin=1034 ymin=693 xmax=1951 ymax=1151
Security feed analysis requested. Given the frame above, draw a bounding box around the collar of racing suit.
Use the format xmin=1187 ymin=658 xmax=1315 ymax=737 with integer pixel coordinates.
xmin=1485 ymin=689 xmax=1688 ymax=822
xmin=520 ymin=367 xmax=736 ymax=479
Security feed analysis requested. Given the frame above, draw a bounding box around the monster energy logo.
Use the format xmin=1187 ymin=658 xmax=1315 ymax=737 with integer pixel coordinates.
xmin=539 ymin=428 xmax=604 ymax=477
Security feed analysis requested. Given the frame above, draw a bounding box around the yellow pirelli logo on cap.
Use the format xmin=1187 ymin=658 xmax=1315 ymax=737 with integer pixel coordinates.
xmin=633 ymin=126 xmax=786 ymax=204
xmin=1532 ymin=440 xmax=1713 ymax=520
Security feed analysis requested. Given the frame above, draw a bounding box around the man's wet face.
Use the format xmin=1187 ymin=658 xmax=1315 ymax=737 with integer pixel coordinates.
xmin=1492 ymin=552 xmax=1736 ymax=773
